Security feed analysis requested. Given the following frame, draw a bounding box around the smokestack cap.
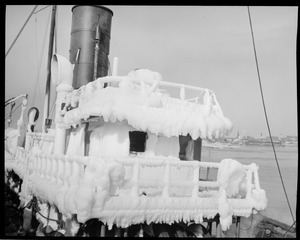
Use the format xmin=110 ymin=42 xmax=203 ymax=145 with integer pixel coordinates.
xmin=71 ymin=5 xmax=113 ymax=16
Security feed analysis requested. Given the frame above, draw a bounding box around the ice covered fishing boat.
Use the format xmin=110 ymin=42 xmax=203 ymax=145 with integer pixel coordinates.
xmin=5 ymin=5 xmax=268 ymax=237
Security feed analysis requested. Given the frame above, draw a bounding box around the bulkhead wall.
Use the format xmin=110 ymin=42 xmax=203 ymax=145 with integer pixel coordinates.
xmin=88 ymin=121 xmax=180 ymax=158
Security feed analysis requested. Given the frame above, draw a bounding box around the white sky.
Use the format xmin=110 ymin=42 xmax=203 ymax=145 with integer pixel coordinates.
xmin=5 ymin=5 xmax=298 ymax=138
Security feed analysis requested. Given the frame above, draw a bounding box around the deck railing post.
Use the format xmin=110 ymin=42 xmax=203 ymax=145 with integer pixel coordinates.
xmin=41 ymin=153 xmax=47 ymax=178
xmin=100 ymin=224 xmax=106 ymax=237
xmin=246 ymin=168 xmax=252 ymax=199
xmin=252 ymin=164 xmax=261 ymax=190
xmin=131 ymin=161 xmax=140 ymax=197
xmin=21 ymin=152 xmax=30 ymax=199
xmin=236 ymin=216 xmax=241 ymax=237
xmin=64 ymin=157 xmax=71 ymax=186
xmin=180 ymin=85 xmax=185 ymax=101
xmin=57 ymin=156 xmax=64 ymax=186
xmin=192 ymin=165 xmax=200 ymax=197
xmin=112 ymin=57 xmax=119 ymax=76
xmin=138 ymin=224 xmax=144 ymax=237
xmin=46 ymin=154 xmax=52 ymax=180
xmin=50 ymin=155 xmax=57 ymax=182
xmin=71 ymin=158 xmax=81 ymax=185
xmin=36 ymin=154 xmax=41 ymax=178
xmin=162 ymin=160 xmax=170 ymax=198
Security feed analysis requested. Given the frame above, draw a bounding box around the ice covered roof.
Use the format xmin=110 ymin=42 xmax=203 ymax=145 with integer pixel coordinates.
xmin=59 ymin=69 xmax=232 ymax=140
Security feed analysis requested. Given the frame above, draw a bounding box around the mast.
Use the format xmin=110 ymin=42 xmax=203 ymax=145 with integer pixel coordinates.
xmin=42 ymin=5 xmax=57 ymax=133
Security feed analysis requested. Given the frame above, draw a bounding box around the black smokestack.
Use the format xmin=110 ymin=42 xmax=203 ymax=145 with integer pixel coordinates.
xmin=69 ymin=5 xmax=113 ymax=89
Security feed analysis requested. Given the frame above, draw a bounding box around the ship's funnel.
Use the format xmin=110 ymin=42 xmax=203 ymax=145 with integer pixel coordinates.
xmin=51 ymin=54 xmax=73 ymax=86
xmin=69 ymin=5 xmax=113 ymax=89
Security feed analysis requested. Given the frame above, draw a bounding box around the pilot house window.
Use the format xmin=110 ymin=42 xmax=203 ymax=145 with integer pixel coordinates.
xmin=179 ymin=135 xmax=202 ymax=161
xmin=129 ymin=131 xmax=147 ymax=153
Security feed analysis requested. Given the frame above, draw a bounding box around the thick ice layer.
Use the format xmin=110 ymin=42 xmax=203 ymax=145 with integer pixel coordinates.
xmin=217 ymin=159 xmax=245 ymax=230
xmin=85 ymin=121 xmax=180 ymax=159
xmin=8 ymin=148 xmax=265 ymax=230
xmin=4 ymin=65 xmax=267 ymax=231
xmin=217 ymin=159 xmax=246 ymax=197
xmin=216 ymin=159 xmax=268 ymax=231
xmin=5 ymin=144 xmax=267 ymax=231
xmin=60 ymin=69 xmax=232 ymax=140
xmin=89 ymin=122 xmax=134 ymax=157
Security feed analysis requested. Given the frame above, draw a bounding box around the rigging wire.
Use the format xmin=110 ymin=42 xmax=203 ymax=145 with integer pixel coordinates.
xmin=247 ymin=6 xmax=295 ymax=223
xmin=283 ymin=220 xmax=296 ymax=238
xmin=5 ymin=97 xmax=16 ymax=106
xmin=33 ymin=5 xmax=51 ymax=15
xmin=49 ymin=92 xmax=57 ymax=120
xmin=5 ymin=5 xmax=38 ymax=58
xmin=54 ymin=6 xmax=58 ymax=54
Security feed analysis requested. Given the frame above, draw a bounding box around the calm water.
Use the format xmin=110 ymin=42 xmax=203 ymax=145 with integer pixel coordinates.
xmin=201 ymin=145 xmax=298 ymax=226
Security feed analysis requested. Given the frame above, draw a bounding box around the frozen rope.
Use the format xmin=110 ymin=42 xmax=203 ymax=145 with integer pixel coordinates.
xmin=29 ymin=196 xmax=61 ymax=224
xmin=36 ymin=209 xmax=60 ymax=224
xmin=5 ymin=5 xmax=38 ymax=58
xmin=247 ymin=6 xmax=295 ymax=222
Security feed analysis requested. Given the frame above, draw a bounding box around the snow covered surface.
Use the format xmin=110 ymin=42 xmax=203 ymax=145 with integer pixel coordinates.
xmin=59 ymin=69 xmax=232 ymax=140
xmin=85 ymin=121 xmax=180 ymax=159
xmin=4 ymin=69 xmax=268 ymax=232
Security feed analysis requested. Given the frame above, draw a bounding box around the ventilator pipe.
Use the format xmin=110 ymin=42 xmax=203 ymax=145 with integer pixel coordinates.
xmin=17 ymin=95 xmax=28 ymax=133
xmin=24 ymin=107 xmax=39 ymax=151
xmin=51 ymin=54 xmax=74 ymax=154
xmin=112 ymin=57 xmax=119 ymax=76
xmin=27 ymin=107 xmax=39 ymax=133
xmin=51 ymin=54 xmax=74 ymax=86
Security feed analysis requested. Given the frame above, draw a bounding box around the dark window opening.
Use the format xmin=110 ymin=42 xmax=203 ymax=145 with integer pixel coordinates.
xmin=179 ymin=135 xmax=190 ymax=160
xmin=193 ymin=137 xmax=202 ymax=161
xmin=179 ymin=135 xmax=202 ymax=161
xmin=129 ymin=131 xmax=147 ymax=153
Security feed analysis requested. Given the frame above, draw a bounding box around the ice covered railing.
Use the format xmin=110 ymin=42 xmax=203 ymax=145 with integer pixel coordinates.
xmin=17 ymin=151 xmax=267 ymax=231
xmin=5 ymin=147 xmax=29 ymax=180
xmin=5 ymin=132 xmax=55 ymax=178
xmin=24 ymin=131 xmax=55 ymax=154
xmin=5 ymin=94 xmax=28 ymax=156
xmin=59 ymin=69 xmax=232 ymax=140
xmin=5 ymin=93 xmax=54 ymax=166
